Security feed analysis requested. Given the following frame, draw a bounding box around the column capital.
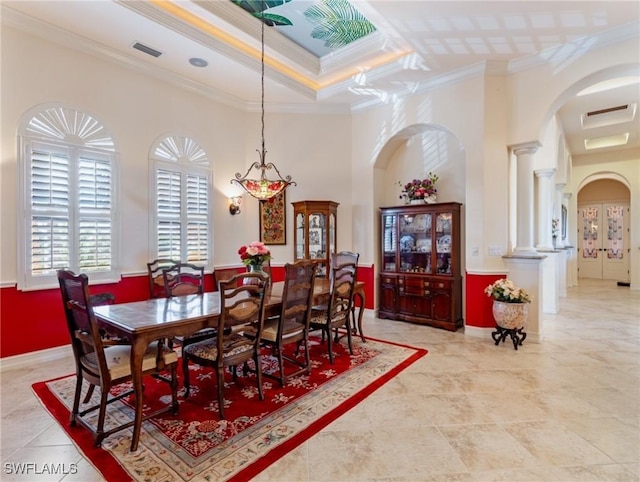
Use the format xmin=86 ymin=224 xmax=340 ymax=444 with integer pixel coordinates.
xmin=510 ymin=141 xmax=541 ymax=157
xmin=563 ymin=192 xmax=573 ymax=201
xmin=534 ymin=168 xmax=556 ymax=179
xmin=555 ymin=182 xmax=566 ymax=190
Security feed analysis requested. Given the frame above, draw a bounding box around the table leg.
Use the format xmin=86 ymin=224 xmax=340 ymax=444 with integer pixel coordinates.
xmin=352 ymin=290 xmax=366 ymax=343
xmin=129 ymin=341 xmax=146 ymax=452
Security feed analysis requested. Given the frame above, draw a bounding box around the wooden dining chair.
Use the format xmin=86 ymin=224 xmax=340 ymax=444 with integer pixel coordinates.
xmin=147 ymin=258 xmax=180 ymax=298
xmin=244 ymin=260 xmax=317 ymax=386
xmin=57 ymin=269 xmax=179 ymax=448
xmin=182 ymin=271 xmax=269 ymax=419
xmin=161 ymin=262 xmax=215 ymax=349
xmin=309 ymin=252 xmax=359 ymax=364
xmin=162 ymin=262 xmax=205 ymax=297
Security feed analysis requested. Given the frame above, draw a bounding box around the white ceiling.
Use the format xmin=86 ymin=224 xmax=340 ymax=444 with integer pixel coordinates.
xmin=3 ymin=0 xmax=639 ymax=158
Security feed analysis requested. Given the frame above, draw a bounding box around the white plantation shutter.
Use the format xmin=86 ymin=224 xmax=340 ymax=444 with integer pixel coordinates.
xmin=151 ymin=135 xmax=210 ymax=266
xmin=186 ymin=173 xmax=208 ymax=262
xmin=18 ymin=106 xmax=118 ymax=290
xmin=30 ymin=148 xmax=71 ymax=274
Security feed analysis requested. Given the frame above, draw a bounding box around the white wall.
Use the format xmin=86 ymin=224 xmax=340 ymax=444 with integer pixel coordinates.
xmin=0 ymin=27 xmax=352 ymax=283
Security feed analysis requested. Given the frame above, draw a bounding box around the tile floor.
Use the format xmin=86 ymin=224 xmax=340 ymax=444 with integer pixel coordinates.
xmin=1 ymin=279 xmax=638 ymax=481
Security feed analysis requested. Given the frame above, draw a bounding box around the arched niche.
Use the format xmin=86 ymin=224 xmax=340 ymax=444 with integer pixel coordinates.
xmin=372 ymin=123 xmax=465 ymax=208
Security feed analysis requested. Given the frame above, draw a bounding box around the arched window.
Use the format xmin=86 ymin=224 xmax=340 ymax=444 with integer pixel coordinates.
xmin=150 ymin=135 xmax=211 ymax=266
xmin=17 ymin=105 xmax=119 ymax=290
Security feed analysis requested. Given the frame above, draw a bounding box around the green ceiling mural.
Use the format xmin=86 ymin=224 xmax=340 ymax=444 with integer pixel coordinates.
xmin=231 ymin=0 xmax=377 ymax=57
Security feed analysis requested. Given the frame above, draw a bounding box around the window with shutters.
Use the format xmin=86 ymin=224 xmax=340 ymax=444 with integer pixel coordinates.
xmin=18 ymin=106 xmax=118 ymax=290
xmin=150 ymin=135 xmax=211 ymax=266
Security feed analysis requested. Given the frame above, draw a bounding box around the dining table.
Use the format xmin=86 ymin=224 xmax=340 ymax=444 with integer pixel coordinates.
xmin=93 ymin=279 xmax=366 ymax=451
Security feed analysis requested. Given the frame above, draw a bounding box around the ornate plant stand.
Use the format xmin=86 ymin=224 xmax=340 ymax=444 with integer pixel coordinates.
xmin=491 ymin=301 xmax=529 ymax=350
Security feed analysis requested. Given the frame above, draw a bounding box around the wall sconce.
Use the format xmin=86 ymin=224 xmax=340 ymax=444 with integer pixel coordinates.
xmin=229 ymin=196 xmax=242 ymax=215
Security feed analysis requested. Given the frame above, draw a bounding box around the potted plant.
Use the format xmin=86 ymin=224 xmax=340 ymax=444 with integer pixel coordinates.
xmin=484 ymin=278 xmax=531 ymax=329
xmin=398 ymin=172 xmax=439 ymax=204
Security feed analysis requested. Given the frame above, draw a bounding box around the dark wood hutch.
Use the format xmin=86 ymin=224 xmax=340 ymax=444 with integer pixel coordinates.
xmin=378 ymin=202 xmax=463 ymax=331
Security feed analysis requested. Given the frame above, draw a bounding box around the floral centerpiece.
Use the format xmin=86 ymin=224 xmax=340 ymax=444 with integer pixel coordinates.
xmin=238 ymin=241 xmax=271 ymax=270
xmin=484 ymin=278 xmax=531 ymax=303
xmin=398 ymin=172 xmax=439 ymax=203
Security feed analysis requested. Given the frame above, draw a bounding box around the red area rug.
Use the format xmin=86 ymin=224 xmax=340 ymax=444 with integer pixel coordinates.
xmin=33 ymin=336 xmax=427 ymax=481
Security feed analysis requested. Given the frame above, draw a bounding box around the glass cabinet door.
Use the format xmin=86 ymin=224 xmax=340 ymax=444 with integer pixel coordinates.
xmin=295 ymin=213 xmax=305 ymax=260
xmin=308 ymin=212 xmax=326 ymax=260
xmin=435 ymin=212 xmax=453 ymax=274
xmin=399 ymin=213 xmax=432 ymax=274
xmin=382 ymin=214 xmax=397 ymax=271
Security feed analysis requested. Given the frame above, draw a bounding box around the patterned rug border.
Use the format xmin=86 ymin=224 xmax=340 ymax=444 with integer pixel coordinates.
xmin=32 ymin=336 xmax=428 ymax=481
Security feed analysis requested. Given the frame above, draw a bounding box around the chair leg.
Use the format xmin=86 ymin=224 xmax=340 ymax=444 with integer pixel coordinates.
xmin=169 ymin=364 xmax=179 ymax=415
xmin=302 ymin=337 xmax=311 ymax=375
xmin=255 ymin=353 xmax=264 ymax=400
xmin=183 ymin=357 xmax=191 ymax=399
xmin=217 ymin=365 xmax=226 ymax=419
xmin=277 ymin=346 xmax=285 ymax=387
xmin=83 ymin=384 xmax=95 ymax=404
xmin=345 ymin=319 xmax=354 ymax=355
xmin=327 ymin=326 xmax=335 ymax=364
xmin=94 ymin=389 xmax=109 ymax=447
xmin=71 ymin=375 xmax=83 ymax=426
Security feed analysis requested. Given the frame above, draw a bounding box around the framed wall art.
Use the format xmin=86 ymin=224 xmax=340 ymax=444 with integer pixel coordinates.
xmin=259 ymin=190 xmax=287 ymax=245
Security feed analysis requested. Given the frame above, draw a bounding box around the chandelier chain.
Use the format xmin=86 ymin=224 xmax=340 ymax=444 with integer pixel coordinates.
xmin=260 ymin=3 xmax=265 ymax=155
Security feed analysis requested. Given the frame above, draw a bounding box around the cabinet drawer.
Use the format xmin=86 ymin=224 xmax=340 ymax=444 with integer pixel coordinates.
xmin=431 ymin=279 xmax=451 ymax=290
xmin=381 ymin=276 xmax=397 ymax=285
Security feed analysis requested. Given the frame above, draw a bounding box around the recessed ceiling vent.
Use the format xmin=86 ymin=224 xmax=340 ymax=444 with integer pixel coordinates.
xmin=581 ymin=103 xmax=636 ymax=129
xmin=586 ymin=104 xmax=628 ymax=117
xmin=132 ymin=42 xmax=162 ymax=58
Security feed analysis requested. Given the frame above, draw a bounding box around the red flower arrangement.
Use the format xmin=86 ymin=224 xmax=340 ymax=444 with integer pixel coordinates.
xmin=238 ymin=241 xmax=272 ymax=267
xmin=398 ymin=172 xmax=439 ymax=201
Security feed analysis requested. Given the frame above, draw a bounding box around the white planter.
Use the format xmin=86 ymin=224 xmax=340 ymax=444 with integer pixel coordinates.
xmin=492 ymin=300 xmax=529 ymax=329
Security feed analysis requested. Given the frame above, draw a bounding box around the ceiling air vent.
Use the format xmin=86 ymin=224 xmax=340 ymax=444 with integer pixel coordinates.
xmin=586 ymin=104 xmax=628 ymax=117
xmin=581 ymin=103 xmax=636 ymax=130
xmin=132 ymin=42 xmax=162 ymax=58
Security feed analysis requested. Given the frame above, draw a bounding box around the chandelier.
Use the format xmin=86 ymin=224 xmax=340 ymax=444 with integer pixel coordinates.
xmin=231 ymin=4 xmax=295 ymax=200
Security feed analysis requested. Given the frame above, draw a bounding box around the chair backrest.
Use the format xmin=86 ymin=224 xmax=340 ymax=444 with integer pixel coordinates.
xmin=327 ymin=253 xmax=358 ymax=321
xmin=147 ymin=258 xmax=180 ymax=298
xmin=217 ymin=271 xmax=269 ymax=337
xmin=279 ymin=260 xmax=317 ymax=330
xmin=162 ymin=262 xmax=204 ymax=297
xmin=330 ymin=251 xmax=359 ymax=281
xmin=57 ymin=270 xmax=108 ymax=378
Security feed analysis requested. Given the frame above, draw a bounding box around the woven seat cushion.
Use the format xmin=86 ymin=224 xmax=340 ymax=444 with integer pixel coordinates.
xmin=258 ymin=319 xmax=304 ymax=342
xmin=83 ymin=341 xmax=177 ymax=380
xmin=183 ymin=334 xmax=253 ymax=362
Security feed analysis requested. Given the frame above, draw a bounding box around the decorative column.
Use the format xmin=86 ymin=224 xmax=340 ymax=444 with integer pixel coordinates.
xmin=535 ymin=168 xmax=555 ymax=250
xmin=511 ymin=142 xmax=541 ymax=256
xmin=554 ymin=183 xmax=565 ymax=248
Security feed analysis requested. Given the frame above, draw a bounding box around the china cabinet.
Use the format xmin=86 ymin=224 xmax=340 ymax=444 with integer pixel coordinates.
xmin=292 ymin=201 xmax=338 ymax=278
xmin=378 ymin=202 xmax=463 ymax=331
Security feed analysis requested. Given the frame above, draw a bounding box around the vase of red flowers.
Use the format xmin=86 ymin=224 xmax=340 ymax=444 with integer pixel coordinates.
xmin=398 ymin=173 xmax=439 ymax=204
xmin=238 ymin=241 xmax=271 ymax=290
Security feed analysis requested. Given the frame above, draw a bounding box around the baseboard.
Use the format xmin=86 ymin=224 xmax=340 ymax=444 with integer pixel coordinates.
xmin=0 ymin=344 xmax=71 ymax=372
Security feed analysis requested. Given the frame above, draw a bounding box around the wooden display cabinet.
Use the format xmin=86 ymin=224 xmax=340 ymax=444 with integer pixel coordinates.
xmin=378 ymin=202 xmax=463 ymax=331
xmin=292 ymin=200 xmax=339 ymax=278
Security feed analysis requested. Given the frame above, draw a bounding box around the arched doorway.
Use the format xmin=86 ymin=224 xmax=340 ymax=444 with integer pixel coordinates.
xmin=577 ymin=176 xmax=631 ymax=282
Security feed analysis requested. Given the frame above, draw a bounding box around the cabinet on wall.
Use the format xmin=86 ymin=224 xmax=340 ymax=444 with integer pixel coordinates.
xmin=292 ymin=201 xmax=338 ymax=278
xmin=378 ymin=202 xmax=463 ymax=331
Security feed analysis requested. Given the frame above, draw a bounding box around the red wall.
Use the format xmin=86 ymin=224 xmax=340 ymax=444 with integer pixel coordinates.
xmin=465 ymin=272 xmax=506 ymax=328
xmin=0 ymin=265 xmax=375 ymax=359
